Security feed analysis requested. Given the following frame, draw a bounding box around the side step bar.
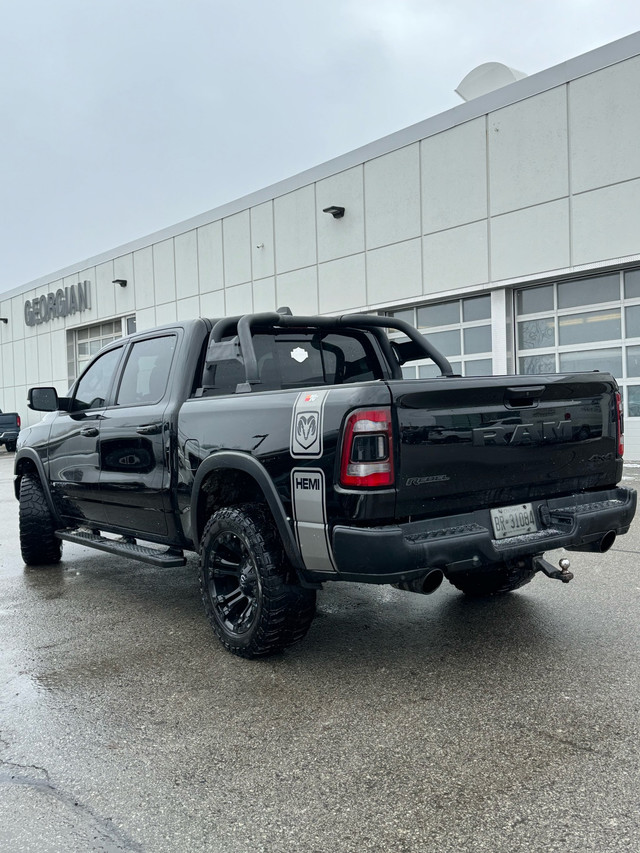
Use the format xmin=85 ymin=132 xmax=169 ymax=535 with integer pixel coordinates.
xmin=56 ymin=529 xmax=186 ymax=568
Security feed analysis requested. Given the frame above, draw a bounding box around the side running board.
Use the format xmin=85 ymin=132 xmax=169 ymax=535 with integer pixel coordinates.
xmin=56 ymin=529 xmax=186 ymax=568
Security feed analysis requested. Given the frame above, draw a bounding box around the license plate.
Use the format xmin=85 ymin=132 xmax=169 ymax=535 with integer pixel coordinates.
xmin=490 ymin=503 xmax=537 ymax=539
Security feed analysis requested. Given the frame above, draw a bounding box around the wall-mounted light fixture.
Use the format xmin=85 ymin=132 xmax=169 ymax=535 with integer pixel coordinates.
xmin=112 ymin=279 xmax=127 ymax=288
xmin=0 ymin=317 xmax=8 ymax=324
xmin=323 ymin=205 xmax=345 ymax=219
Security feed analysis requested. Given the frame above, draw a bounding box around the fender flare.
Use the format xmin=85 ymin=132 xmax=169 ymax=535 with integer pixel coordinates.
xmin=190 ymin=450 xmax=305 ymax=572
xmin=14 ymin=448 xmax=64 ymax=527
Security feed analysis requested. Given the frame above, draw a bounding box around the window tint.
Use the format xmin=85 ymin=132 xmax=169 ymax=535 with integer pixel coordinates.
xmin=519 ymin=354 xmax=557 ymax=375
xmin=73 ymin=347 xmax=123 ymax=410
xmin=627 ymin=385 xmax=640 ymax=417
xmin=558 ymin=309 xmax=621 ymax=346
xmin=624 ymin=269 xmax=640 ymax=300
xmin=516 ymin=284 xmax=554 ymax=314
xmin=557 ymin=274 xmax=619 ymax=309
xmin=203 ymin=330 xmax=381 ymax=395
xmin=463 ymin=325 xmax=492 ymax=354
xmin=559 ymin=348 xmax=622 ymax=377
xmin=626 ymin=305 xmax=640 ymax=338
xmin=517 ymin=318 xmax=555 ymax=350
xmin=428 ymin=329 xmax=461 ymax=356
xmin=116 ymin=336 xmax=177 ymax=406
xmin=462 ymin=295 xmax=491 ymax=322
xmin=417 ymin=301 xmax=459 ymax=328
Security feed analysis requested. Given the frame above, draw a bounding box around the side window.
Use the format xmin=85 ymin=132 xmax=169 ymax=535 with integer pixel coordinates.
xmin=73 ymin=347 xmax=123 ymax=411
xmin=116 ymin=336 xmax=177 ymax=406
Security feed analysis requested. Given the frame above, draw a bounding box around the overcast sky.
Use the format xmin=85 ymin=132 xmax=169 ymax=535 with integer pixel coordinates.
xmin=1 ymin=0 xmax=639 ymax=294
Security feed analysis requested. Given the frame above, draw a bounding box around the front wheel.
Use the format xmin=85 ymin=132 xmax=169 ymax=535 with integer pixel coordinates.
xmin=448 ymin=561 xmax=536 ymax=597
xmin=199 ymin=504 xmax=316 ymax=658
xmin=19 ymin=474 xmax=63 ymax=565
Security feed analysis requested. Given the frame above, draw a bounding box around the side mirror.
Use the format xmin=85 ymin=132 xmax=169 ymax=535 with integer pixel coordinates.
xmin=28 ymin=387 xmax=60 ymax=411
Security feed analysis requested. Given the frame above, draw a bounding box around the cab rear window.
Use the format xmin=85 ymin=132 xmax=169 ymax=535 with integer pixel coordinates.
xmin=201 ymin=330 xmax=383 ymax=396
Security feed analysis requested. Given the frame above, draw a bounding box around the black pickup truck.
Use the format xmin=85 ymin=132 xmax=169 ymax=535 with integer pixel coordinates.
xmin=15 ymin=309 xmax=637 ymax=657
xmin=0 ymin=409 xmax=20 ymax=452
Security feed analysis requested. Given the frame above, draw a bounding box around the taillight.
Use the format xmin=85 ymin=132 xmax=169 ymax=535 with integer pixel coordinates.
xmin=340 ymin=407 xmax=394 ymax=488
xmin=615 ymin=391 xmax=624 ymax=457
xmin=16 ymin=415 xmax=21 ymax=428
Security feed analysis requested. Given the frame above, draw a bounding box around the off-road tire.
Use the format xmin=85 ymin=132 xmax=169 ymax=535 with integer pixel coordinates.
xmin=448 ymin=562 xmax=536 ymax=597
xmin=199 ymin=504 xmax=316 ymax=658
xmin=19 ymin=474 xmax=63 ymax=565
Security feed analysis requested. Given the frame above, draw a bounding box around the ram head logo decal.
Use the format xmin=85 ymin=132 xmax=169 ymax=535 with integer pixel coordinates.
xmin=296 ymin=413 xmax=318 ymax=450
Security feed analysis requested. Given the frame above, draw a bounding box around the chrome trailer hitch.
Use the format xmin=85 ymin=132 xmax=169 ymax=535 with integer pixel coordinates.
xmin=533 ymin=555 xmax=574 ymax=583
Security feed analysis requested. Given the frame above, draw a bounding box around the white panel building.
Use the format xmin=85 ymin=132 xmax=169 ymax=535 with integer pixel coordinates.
xmin=2 ymin=32 xmax=640 ymax=453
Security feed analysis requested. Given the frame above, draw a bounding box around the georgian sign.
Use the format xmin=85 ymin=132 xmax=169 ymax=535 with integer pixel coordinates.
xmin=24 ymin=280 xmax=91 ymax=326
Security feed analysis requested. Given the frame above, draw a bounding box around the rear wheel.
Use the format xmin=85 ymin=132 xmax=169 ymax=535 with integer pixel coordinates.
xmin=5 ymin=441 xmax=16 ymax=453
xmin=19 ymin=474 xmax=63 ymax=565
xmin=199 ymin=504 xmax=316 ymax=658
xmin=448 ymin=561 xmax=536 ymax=597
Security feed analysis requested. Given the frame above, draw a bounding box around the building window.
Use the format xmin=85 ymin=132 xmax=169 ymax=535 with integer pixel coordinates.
xmin=67 ymin=315 xmax=136 ymax=386
xmin=385 ymin=295 xmax=492 ymax=378
xmin=515 ymin=269 xmax=640 ymax=417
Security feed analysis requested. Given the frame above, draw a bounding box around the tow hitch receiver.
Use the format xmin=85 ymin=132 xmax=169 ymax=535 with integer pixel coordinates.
xmin=534 ymin=556 xmax=574 ymax=583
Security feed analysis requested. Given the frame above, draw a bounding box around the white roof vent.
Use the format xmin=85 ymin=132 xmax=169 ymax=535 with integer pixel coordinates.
xmin=455 ymin=62 xmax=527 ymax=102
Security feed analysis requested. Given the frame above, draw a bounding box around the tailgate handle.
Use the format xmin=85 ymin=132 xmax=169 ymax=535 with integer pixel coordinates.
xmin=505 ymin=385 xmax=545 ymax=408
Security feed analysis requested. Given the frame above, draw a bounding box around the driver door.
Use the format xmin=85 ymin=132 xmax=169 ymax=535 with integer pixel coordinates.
xmin=47 ymin=344 xmax=124 ymax=526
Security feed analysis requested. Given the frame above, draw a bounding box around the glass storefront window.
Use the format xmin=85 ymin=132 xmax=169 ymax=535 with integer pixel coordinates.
xmin=67 ymin=316 xmax=136 ymax=385
xmin=516 ymin=284 xmax=554 ymax=315
xmin=429 ymin=329 xmax=461 ymax=356
xmin=462 ymin=295 xmax=491 ymax=322
xmin=624 ymin=269 xmax=640 ymax=300
xmin=418 ymin=364 xmax=439 ymax=378
xmin=417 ymin=302 xmax=459 ymax=327
xmin=519 ymin=354 xmax=556 ymax=375
xmin=386 ymin=297 xmax=491 ymax=379
xmin=625 ymin=305 xmax=640 ymax=338
xmin=626 ymin=345 xmax=640 ymax=377
xmin=388 ymin=308 xmax=414 ymax=326
xmin=517 ymin=318 xmax=555 ymax=350
xmin=559 ymin=348 xmax=622 ymax=376
xmin=516 ymin=271 xmax=640 ymax=414
xmin=557 ymin=273 xmax=619 ymax=309
xmin=627 ymin=386 xmax=640 ymax=417
xmin=466 ymin=358 xmax=492 ymax=375
xmin=418 ymin=362 xmax=462 ymax=378
xmin=558 ymin=309 xmax=621 ymax=346
xmin=463 ymin=325 xmax=492 ymax=354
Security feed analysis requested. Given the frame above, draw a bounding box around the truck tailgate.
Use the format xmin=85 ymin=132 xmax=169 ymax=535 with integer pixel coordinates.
xmin=393 ymin=373 xmax=620 ymax=519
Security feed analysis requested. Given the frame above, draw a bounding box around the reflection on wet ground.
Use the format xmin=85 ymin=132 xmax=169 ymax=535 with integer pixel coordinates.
xmin=1 ymin=451 xmax=640 ymax=851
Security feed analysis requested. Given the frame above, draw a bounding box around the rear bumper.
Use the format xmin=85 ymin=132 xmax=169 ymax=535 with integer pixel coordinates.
xmin=0 ymin=431 xmax=19 ymax=444
xmin=330 ymin=486 xmax=637 ymax=583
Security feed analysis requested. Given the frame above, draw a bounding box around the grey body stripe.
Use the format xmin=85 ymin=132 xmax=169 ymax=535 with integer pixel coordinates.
xmin=290 ymin=468 xmax=337 ymax=573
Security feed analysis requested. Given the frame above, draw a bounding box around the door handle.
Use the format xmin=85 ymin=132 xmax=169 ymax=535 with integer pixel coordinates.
xmin=136 ymin=423 xmax=163 ymax=435
xmin=80 ymin=427 xmax=99 ymax=437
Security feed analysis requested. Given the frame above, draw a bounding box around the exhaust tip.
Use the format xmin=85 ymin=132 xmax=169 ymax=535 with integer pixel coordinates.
xmin=392 ymin=568 xmax=444 ymax=595
xmin=600 ymin=530 xmax=616 ymax=553
xmin=420 ymin=568 xmax=444 ymax=595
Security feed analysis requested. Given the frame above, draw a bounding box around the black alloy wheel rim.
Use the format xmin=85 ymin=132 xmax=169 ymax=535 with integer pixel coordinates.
xmin=207 ymin=530 xmax=261 ymax=635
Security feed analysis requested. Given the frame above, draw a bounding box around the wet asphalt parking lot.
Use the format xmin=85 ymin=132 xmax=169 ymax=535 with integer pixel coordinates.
xmin=1 ymin=449 xmax=639 ymax=852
